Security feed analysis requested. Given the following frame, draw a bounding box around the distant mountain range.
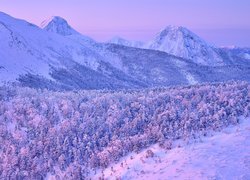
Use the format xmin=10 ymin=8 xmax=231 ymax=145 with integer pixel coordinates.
xmin=0 ymin=11 xmax=250 ymax=90
xmin=107 ymin=36 xmax=144 ymax=48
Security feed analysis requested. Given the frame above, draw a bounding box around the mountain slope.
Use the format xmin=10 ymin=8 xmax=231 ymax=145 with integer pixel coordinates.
xmin=100 ymin=44 xmax=250 ymax=86
xmin=218 ymin=47 xmax=250 ymax=65
xmin=0 ymin=12 xmax=198 ymax=89
xmin=1 ymin=12 xmax=250 ymax=90
xmin=0 ymin=81 xmax=249 ymax=179
xmin=92 ymin=117 xmax=250 ymax=179
xmin=0 ymin=12 xmax=143 ymax=90
xmin=144 ymin=26 xmax=224 ymax=66
xmin=100 ymin=44 xmax=196 ymax=86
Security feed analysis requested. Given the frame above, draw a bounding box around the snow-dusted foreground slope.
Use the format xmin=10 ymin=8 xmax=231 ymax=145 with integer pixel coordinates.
xmin=1 ymin=81 xmax=249 ymax=179
xmin=93 ymin=118 xmax=250 ymax=180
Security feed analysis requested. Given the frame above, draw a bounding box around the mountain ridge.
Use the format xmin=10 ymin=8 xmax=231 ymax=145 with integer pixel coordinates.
xmin=1 ymin=11 xmax=250 ymax=90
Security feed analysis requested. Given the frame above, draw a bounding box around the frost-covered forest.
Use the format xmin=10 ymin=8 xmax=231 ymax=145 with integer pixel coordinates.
xmin=0 ymin=81 xmax=249 ymax=179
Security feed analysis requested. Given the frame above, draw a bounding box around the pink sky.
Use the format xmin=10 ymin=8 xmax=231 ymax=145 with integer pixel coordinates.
xmin=0 ymin=0 xmax=249 ymax=46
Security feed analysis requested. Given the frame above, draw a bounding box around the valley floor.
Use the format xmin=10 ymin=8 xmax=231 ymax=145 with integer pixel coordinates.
xmin=92 ymin=118 xmax=250 ymax=180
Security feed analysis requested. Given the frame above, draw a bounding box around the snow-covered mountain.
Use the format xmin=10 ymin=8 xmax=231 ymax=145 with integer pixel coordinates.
xmin=1 ymin=12 xmax=250 ymax=90
xmin=144 ymin=26 xmax=224 ymax=66
xmin=41 ymin=16 xmax=79 ymax=36
xmin=41 ymin=16 xmax=97 ymax=47
xmin=107 ymin=36 xmax=144 ymax=48
xmin=0 ymin=12 xmax=199 ymax=89
xmin=0 ymin=12 xmax=142 ymax=89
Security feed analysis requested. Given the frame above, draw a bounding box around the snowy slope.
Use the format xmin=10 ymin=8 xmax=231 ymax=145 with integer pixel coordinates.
xmin=0 ymin=12 xmax=142 ymax=89
xmin=0 ymin=12 xmax=55 ymax=81
xmin=100 ymin=44 xmax=250 ymax=86
xmin=108 ymin=36 xmax=144 ymax=48
xmin=218 ymin=47 xmax=250 ymax=65
xmin=0 ymin=12 xmax=199 ymax=89
xmin=1 ymin=12 xmax=250 ymax=90
xmin=100 ymin=44 xmax=197 ymax=86
xmin=144 ymin=26 xmax=224 ymax=66
xmin=92 ymin=117 xmax=250 ymax=179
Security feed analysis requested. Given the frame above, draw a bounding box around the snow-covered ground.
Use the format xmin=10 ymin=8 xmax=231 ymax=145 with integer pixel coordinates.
xmin=92 ymin=118 xmax=250 ymax=180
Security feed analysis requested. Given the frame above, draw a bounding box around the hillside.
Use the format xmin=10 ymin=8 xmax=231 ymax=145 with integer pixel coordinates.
xmin=92 ymin=117 xmax=250 ymax=179
xmin=0 ymin=81 xmax=249 ymax=179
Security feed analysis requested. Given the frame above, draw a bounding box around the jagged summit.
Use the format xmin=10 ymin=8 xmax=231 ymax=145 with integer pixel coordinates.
xmin=144 ymin=25 xmax=223 ymax=65
xmin=157 ymin=25 xmax=203 ymax=42
xmin=159 ymin=25 xmax=189 ymax=33
xmin=41 ymin=16 xmax=79 ymax=36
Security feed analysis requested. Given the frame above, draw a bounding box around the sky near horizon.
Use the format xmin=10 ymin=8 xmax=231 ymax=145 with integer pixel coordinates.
xmin=0 ymin=0 xmax=250 ymax=47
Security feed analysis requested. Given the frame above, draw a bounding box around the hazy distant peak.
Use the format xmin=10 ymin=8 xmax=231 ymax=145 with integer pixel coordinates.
xmin=41 ymin=16 xmax=79 ymax=36
xmin=108 ymin=36 xmax=130 ymax=45
xmin=108 ymin=36 xmax=144 ymax=48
